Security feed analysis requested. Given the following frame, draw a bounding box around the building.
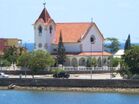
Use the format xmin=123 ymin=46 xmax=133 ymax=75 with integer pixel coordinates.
xmin=0 ymin=38 xmax=22 ymax=55
xmin=113 ymin=49 xmax=124 ymax=58
xmin=34 ymin=5 xmax=111 ymax=66
xmin=0 ymin=39 xmax=6 ymax=55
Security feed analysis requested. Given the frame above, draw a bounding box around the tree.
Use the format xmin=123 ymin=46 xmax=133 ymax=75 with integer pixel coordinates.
xmin=86 ymin=57 xmax=92 ymax=67
xmin=17 ymin=52 xmax=31 ymax=68
xmin=118 ymin=60 xmax=132 ymax=79
xmin=28 ymin=50 xmax=55 ymax=76
xmin=1 ymin=59 xmax=11 ymax=67
xmin=105 ymin=38 xmax=120 ymax=54
xmin=17 ymin=50 xmax=55 ymax=78
xmin=0 ymin=55 xmax=11 ymax=67
xmin=97 ymin=57 xmax=102 ymax=67
xmin=86 ymin=57 xmax=97 ymax=67
xmin=110 ymin=57 xmax=121 ymax=67
xmin=124 ymin=34 xmax=131 ymax=51
xmin=57 ymin=31 xmax=66 ymax=65
xmin=92 ymin=57 xmax=97 ymax=67
xmin=123 ymin=45 xmax=139 ymax=74
xmin=17 ymin=52 xmax=32 ymax=77
xmin=3 ymin=46 xmax=26 ymax=65
xmin=3 ymin=46 xmax=17 ymax=64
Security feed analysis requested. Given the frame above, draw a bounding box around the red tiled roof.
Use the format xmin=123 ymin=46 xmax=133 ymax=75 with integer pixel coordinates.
xmin=67 ymin=52 xmax=112 ymax=56
xmin=35 ymin=8 xmax=52 ymax=24
xmin=53 ymin=23 xmax=92 ymax=44
xmin=35 ymin=8 xmax=104 ymax=44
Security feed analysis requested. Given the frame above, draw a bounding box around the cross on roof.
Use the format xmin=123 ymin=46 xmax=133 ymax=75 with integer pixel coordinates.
xmin=43 ymin=0 xmax=46 ymax=8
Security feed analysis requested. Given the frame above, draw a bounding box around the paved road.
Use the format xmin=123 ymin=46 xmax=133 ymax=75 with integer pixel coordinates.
xmin=8 ymin=73 xmax=122 ymax=79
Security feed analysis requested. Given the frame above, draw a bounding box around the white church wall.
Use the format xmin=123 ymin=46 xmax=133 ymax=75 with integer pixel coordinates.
xmin=51 ymin=43 xmax=81 ymax=53
xmin=34 ymin=22 xmax=55 ymax=53
xmin=64 ymin=43 xmax=81 ymax=53
xmin=81 ymin=25 xmax=103 ymax=52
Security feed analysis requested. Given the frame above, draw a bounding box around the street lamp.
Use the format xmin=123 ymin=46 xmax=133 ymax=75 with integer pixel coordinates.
xmin=102 ymin=39 xmax=104 ymax=69
xmin=0 ymin=60 xmax=3 ymax=71
xmin=90 ymin=35 xmax=95 ymax=79
xmin=108 ymin=58 xmax=112 ymax=79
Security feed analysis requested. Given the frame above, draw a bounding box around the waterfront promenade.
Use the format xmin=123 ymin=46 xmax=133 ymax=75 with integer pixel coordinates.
xmin=5 ymin=73 xmax=122 ymax=79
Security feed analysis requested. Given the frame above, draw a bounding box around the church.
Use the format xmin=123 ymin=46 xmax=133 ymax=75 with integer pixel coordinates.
xmin=33 ymin=5 xmax=111 ymax=66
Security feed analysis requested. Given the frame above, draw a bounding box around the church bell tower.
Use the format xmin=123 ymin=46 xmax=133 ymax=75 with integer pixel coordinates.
xmin=33 ymin=2 xmax=55 ymax=53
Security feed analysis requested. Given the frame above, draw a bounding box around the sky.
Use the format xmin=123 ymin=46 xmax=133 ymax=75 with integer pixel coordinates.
xmin=0 ymin=0 xmax=139 ymax=43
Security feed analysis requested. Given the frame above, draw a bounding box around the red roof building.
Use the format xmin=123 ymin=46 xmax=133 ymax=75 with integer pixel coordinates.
xmin=0 ymin=38 xmax=22 ymax=55
xmin=0 ymin=39 xmax=6 ymax=55
xmin=33 ymin=6 xmax=111 ymax=66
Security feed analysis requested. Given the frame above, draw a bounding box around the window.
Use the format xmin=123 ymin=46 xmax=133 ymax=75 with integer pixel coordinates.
xmin=38 ymin=43 xmax=42 ymax=48
xmin=53 ymin=48 xmax=57 ymax=52
xmin=38 ymin=26 xmax=42 ymax=36
xmin=90 ymin=35 xmax=95 ymax=44
xmin=49 ymin=26 xmax=53 ymax=34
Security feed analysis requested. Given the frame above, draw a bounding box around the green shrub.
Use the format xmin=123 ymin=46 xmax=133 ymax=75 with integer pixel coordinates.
xmin=1 ymin=59 xmax=11 ymax=67
xmin=110 ymin=57 xmax=121 ymax=67
xmin=50 ymin=68 xmax=64 ymax=74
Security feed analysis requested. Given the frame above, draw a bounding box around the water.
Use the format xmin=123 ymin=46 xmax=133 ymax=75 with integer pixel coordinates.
xmin=22 ymin=43 xmax=34 ymax=52
xmin=0 ymin=90 xmax=139 ymax=104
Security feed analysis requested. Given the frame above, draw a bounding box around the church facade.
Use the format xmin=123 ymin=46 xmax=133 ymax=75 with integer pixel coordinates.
xmin=34 ymin=6 xmax=111 ymax=66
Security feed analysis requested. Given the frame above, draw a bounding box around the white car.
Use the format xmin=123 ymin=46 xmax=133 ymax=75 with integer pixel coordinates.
xmin=0 ymin=72 xmax=9 ymax=78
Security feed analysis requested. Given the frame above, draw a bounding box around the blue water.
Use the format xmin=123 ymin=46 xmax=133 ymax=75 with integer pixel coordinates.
xmin=22 ymin=43 xmax=34 ymax=52
xmin=0 ymin=90 xmax=139 ymax=104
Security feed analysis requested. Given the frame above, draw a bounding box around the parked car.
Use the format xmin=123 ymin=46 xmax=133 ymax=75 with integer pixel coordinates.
xmin=0 ymin=72 xmax=9 ymax=78
xmin=53 ymin=72 xmax=70 ymax=78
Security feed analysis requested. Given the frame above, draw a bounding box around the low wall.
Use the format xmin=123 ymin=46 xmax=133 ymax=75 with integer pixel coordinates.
xmin=1 ymin=70 xmax=114 ymax=75
xmin=0 ymin=78 xmax=139 ymax=88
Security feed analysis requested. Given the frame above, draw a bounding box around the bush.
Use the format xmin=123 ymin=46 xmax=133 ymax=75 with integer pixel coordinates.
xmin=110 ymin=57 xmax=121 ymax=67
xmin=26 ymin=50 xmax=55 ymax=75
xmin=86 ymin=57 xmax=92 ymax=67
xmin=123 ymin=45 xmax=139 ymax=74
xmin=119 ymin=68 xmax=133 ymax=79
xmin=50 ymin=68 xmax=64 ymax=74
xmin=1 ymin=59 xmax=11 ymax=67
xmin=117 ymin=59 xmax=133 ymax=79
xmin=92 ymin=57 xmax=97 ymax=67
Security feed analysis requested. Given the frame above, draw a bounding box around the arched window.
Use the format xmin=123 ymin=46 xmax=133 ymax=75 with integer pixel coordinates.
xmin=79 ymin=58 xmax=86 ymax=66
xmin=38 ymin=43 xmax=42 ymax=48
xmin=90 ymin=35 xmax=95 ymax=44
xmin=38 ymin=26 xmax=42 ymax=35
xmin=71 ymin=58 xmax=78 ymax=67
xmin=49 ymin=26 xmax=53 ymax=34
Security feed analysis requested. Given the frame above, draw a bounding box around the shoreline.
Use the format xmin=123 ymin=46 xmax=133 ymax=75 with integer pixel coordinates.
xmin=1 ymin=86 xmax=139 ymax=94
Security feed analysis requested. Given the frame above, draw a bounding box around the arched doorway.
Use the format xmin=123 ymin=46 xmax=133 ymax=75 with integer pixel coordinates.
xmin=71 ymin=58 xmax=78 ymax=67
xmin=79 ymin=58 xmax=86 ymax=66
xmin=64 ymin=58 xmax=70 ymax=66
